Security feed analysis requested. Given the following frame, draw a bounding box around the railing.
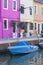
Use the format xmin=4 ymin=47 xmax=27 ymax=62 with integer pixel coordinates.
xmin=0 ymin=31 xmax=42 ymax=40
xmin=12 ymin=32 xmax=41 ymax=39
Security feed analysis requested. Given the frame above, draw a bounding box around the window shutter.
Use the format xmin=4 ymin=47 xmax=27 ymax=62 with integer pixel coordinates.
xmin=21 ymin=6 xmax=24 ymax=14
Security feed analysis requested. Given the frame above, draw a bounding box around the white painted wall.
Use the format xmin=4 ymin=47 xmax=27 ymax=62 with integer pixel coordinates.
xmin=20 ymin=0 xmax=34 ymax=22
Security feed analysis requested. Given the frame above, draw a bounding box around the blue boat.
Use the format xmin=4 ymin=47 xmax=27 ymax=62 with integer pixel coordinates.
xmin=39 ymin=42 xmax=43 ymax=48
xmin=8 ymin=42 xmax=39 ymax=55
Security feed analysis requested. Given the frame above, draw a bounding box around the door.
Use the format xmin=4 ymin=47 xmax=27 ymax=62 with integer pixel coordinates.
xmin=13 ymin=22 xmax=17 ymax=38
xmin=41 ymin=24 xmax=43 ymax=34
xmin=38 ymin=24 xmax=40 ymax=34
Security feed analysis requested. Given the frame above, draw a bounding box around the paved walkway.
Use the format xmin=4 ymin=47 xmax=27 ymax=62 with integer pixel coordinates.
xmin=0 ymin=36 xmax=43 ymax=44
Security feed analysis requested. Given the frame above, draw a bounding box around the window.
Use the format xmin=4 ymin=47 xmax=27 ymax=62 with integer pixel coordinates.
xmin=42 ymin=7 xmax=43 ymax=15
xmin=21 ymin=6 xmax=24 ymax=14
xmin=35 ymin=23 xmax=36 ymax=30
xmin=3 ymin=19 xmax=8 ymax=30
xmin=30 ymin=8 xmax=32 ymax=15
xmin=30 ymin=23 xmax=33 ymax=30
xmin=34 ymin=6 xmax=37 ymax=14
xmin=20 ymin=22 xmax=27 ymax=32
xmin=13 ymin=0 xmax=17 ymax=11
xmin=12 ymin=21 xmax=16 ymax=32
xmin=3 ymin=0 xmax=8 ymax=9
xmin=20 ymin=22 xmax=25 ymax=29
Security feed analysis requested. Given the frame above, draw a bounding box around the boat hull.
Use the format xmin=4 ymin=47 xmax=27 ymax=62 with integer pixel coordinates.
xmin=8 ymin=46 xmax=38 ymax=55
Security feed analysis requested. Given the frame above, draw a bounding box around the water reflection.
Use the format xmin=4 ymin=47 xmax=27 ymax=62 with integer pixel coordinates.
xmin=8 ymin=53 xmax=37 ymax=65
xmin=0 ymin=50 xmax=43 ymax=65
xmin=7 ymin=52 xmax=38 ymax=65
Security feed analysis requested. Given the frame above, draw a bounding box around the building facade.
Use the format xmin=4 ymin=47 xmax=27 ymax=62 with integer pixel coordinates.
xmin=34 ymin=0 xmax=43 ymax=35
xmin=20 ymin=0 xmax=43 ymax=37
xmin=0 ymin=0 xmax=43 ymax=39
xmin=20 ymin=0 xmax=34 ymax=37
xmin=0 ymin=0 xmax=20 ymax=39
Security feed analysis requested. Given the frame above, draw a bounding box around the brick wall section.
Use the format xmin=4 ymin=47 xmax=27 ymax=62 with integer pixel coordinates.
xmin=0 ymin=39 xmax=43 ymax=49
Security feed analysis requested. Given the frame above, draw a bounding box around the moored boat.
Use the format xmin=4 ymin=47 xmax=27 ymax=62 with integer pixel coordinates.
xmin=8 ymin=42 xmax=39 ymax=55
xmin=39 ymin=42 xmax=43 ymax=48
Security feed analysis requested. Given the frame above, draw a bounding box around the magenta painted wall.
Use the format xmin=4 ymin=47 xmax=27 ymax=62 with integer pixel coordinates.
xmin=0 ymin=0 xmax=20 ymax=38
xmin=0 ymin=0 xmax=1 ymax=17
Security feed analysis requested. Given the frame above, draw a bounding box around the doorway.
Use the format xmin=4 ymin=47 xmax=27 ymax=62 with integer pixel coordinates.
xmin=12 ymin=22 xmax=17 ymax=38
xmin=38 ymin=24 xmax=40 ymax=34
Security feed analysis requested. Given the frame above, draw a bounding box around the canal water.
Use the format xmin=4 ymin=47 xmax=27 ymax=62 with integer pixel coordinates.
xmin=0 ymin=49 xmax=43 ymax=65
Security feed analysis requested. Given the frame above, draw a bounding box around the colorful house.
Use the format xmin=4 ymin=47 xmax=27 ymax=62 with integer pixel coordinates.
xmin=34 ymin=0 xmax=43 ymax=35
xmin=0 ymin=0 xmax=20 ymax=39
xmin=20 ymin=0 xmax=34 ymax=37
xmin=20 ymin=0 xmax=43 ymax=37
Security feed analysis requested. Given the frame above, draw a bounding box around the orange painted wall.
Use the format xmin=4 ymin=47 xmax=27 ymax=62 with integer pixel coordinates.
xmin=34 ymin=1 xmax=43 ymax=22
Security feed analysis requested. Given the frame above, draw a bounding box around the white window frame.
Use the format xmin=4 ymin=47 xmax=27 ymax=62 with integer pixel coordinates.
xmin=12 ymin=0 xmax=17 ymax=11
xmin=29 ymin=7 xmax=32 ymax=15
xmin=3 ymin=19 xmax=8 ymax=30
xmin=41 ymin=7 xmax=43 ymax=15
xmin=34 ymin=5 xmax=38 ymax=14
xmin=3 ymin=0 xmax=8 ymax=10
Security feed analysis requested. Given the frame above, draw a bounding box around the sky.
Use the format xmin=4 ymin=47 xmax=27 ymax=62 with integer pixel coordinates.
xmin=38 ymin=0 xmax=43 ymax=2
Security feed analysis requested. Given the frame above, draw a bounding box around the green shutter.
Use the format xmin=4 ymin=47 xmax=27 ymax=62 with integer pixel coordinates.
xmin=21 ymin=6 xmax=24 ymax=14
